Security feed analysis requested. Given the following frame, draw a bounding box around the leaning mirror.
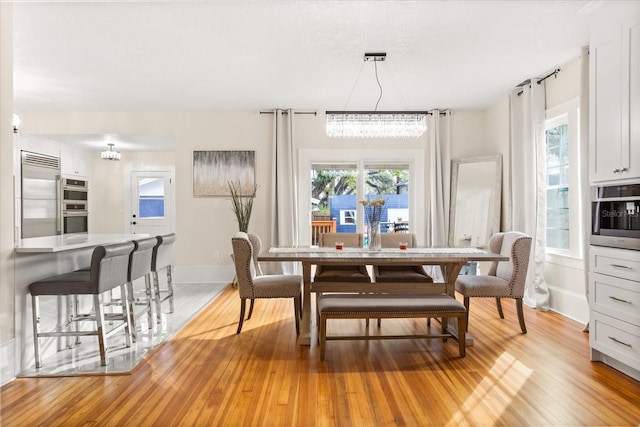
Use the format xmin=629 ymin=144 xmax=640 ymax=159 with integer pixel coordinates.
xmin=449 ymin=155 xmax=502 ymax=248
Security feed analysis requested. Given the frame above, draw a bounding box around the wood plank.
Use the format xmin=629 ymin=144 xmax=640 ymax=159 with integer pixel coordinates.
xmin=2 ymin=285 xmax=640 ymax=426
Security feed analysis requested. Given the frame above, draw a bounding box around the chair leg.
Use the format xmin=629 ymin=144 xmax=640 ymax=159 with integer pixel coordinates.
xmin=153 ymin=271 xmax=162 ymax=323
xmin=167 ymin=265 xmax=175 ymax=314
xmin=294 ymin=296 xmax=300 ymax=335
xmin=463 ymin=296 xmax=470 ymax=332
xmin=248 ymin=299 xmax=255 ymax=320
xmin=458 ymin=313 xmax=467 ymax=358
xmin=320 ymin=315 xmax=327 ymax=361
xmin=516 ymin=298 xmax=527 ymax=334
xmin=31 ymin=295 xmax=42 ymax=369
xmin=94 ymin=294 xmax=109 ymax=366
xmin=120 ymin=284 xmax=132 ymax=347
xmin=496 ymin=297 xmax=504 ymax=319
xmin=237 ymin=298 xmax=247 ymax=334
xmin=144 ymin=273 xmax=153 ymax=328
xmin=126 ymin=281 xmax=137 ymax=342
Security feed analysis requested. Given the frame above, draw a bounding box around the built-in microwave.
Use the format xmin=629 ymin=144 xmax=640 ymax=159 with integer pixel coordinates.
xmin=591 ymin=183 xmax=640 ymax=250
xmin=62 ymin=177 xmax=88 ymax=202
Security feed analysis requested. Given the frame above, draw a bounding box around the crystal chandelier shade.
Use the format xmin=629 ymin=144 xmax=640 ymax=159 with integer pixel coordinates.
xmin=326 ymin=112 xmax=427 ymax=138
xmin=101 ymin=143 xmax=121 ymax=161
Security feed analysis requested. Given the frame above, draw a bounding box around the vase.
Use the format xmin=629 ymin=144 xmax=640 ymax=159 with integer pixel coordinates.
xmin=368 ymin=221 xmax=382 ymax=251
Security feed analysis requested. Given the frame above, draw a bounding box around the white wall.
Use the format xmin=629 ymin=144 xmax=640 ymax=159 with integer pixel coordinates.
xmin=0 ymin=3 xmax=16 ymax=385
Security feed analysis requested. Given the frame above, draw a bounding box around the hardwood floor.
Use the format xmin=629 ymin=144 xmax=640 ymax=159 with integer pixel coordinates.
xmin=2 ymin=285 xmax=639 ymax=426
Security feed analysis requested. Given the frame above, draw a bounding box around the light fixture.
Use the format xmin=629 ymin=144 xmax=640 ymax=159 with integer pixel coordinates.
xmin=326 ymin=53 xmax=427 ymax=138
xmin=101 ymin=143 xmax=121 ymax=161
xmin=12 ymin=113 xmax=21 ymax=134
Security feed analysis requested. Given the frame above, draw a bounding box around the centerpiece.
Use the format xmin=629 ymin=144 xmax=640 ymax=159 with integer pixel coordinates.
xmin=360 ymin=197 xmax=385 ymax=251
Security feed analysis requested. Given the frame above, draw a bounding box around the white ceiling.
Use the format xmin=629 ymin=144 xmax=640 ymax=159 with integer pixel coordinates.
xmin=10 ymin=0 xmax=631 ymax=150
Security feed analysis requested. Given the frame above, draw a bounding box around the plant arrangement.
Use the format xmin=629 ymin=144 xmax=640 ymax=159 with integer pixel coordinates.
xmin=360 ymin=197 xmax=385 ymax=250
xmin=228 ymin=181 xmax=258 ymax=232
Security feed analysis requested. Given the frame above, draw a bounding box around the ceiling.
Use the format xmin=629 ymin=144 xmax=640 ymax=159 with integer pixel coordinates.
xmin=9 ymin=0 xmax=630 ymax=150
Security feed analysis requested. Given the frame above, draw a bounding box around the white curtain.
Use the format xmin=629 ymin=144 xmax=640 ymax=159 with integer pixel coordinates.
xmin=579 ymin=46 xmax=591 ymax=330
xmin=425 ymin=110 xmax=451 ymax=281
xmin=509 ymin=81 xmax=550 ymax=311
xmin=425 ymin=110 xmax=451 ymax=247
xmin=270 ymin=109 xmax=299 ymax=274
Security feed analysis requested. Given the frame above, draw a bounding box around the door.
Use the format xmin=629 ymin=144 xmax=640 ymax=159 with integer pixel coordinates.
xmin=130 ymin=171 xmax=174 ymax=236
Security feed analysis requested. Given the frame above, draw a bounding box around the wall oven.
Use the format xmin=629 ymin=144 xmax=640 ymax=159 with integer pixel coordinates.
xmin=61 ymin=177 xmax=88 ymax=234
xmin=591 ymin=183 xmax=640 ymax=250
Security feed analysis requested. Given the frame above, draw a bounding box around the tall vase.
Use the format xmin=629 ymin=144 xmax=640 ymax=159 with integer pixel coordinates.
xmin=368 ymin=221 xmax=382 ymax=251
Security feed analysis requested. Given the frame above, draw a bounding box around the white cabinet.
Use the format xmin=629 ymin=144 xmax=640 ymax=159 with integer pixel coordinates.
xmin=60 ymin=150 xmax=90 ymax=178
xmin=590 ymin=22 xmax=640 ymax=183
xmin=589 ymin=245 xmax=640 ymax=380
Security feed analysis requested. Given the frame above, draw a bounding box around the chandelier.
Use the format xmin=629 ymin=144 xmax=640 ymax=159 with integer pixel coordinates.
xmin=326 ymin=111 xmax=427 ymax=138
xmin=326 ymin=53 xmax=427 ymax=139
xmin=101 ymin=143 xmax=121 ymax=161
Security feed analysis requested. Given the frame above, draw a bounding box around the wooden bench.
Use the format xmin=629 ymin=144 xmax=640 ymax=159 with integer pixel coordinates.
xmin=317 ymin=294 xmax=467 ymax=361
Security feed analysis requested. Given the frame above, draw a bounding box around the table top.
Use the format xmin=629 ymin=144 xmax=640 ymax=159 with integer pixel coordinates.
xmin=258 ymin=246 xmax=508 ymax=264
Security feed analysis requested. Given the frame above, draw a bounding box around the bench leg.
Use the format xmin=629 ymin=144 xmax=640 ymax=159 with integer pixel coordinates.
xmin=458 ymin=314 xmax=467 ymax=357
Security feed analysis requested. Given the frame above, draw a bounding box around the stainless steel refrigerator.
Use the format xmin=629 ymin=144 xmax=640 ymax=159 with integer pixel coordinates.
xmin=21 ymin=151 xmax=62 ymax=238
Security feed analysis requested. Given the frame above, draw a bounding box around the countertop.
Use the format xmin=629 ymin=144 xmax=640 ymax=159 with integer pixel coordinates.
xmin=15 ymin=234 xmax=150 ymax=253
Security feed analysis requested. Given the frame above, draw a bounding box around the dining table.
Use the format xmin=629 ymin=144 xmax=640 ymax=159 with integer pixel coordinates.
xmin=258 ymin=246 xmax=509 ymax=346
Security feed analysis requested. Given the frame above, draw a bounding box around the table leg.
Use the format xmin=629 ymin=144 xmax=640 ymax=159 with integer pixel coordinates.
xmin=442 ymin=262 xmax=475 ymax=347
xmin=299 ymin=262 xmax=312 ymax=346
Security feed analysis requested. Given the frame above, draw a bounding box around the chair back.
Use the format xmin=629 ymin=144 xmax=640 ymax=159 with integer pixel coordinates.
xmin=381 ymin=233 xmax=417 ymax=248
xmin=231 ymin=232 xmax=256 ymax=299
xmin=319 ymin=233 xmax=363 ymax=248
xmin=488 ymin=231 xmax=532 ymax=297
xmin=248 ymin=233 xmax=264 ymax=276
xmin=152 ymin=233 xmax=177 ymax=272
xmin=90 ymin=241 xmax=135 ymax=294
xmin=129 ymin=237 xmax=157 ymax=282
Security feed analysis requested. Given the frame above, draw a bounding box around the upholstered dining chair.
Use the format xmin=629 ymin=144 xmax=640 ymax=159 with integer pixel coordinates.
xmin=373 ymin=233 xmax=433 ymax=283
xmin=231 ymin=232 xmax=302 ymax=334
xmin=455 ymin=231 xmax=532 ymax=333
xmin=314 ymin=232 xmax=371 ymax=283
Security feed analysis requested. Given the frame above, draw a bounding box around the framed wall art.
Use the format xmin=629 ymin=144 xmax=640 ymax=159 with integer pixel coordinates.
xmin=193 ymin=150 xmax=256 ymax=196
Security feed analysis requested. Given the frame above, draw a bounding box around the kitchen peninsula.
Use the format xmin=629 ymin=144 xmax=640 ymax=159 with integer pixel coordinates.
xmin=14 ymin=234 xmax=148 ymax=374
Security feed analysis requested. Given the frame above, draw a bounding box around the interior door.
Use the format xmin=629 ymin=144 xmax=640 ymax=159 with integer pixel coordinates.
xmin=130 ymin=171 xmax=174 ymax=236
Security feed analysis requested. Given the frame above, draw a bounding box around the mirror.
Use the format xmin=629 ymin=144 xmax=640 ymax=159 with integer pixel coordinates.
xmin=449 ymin=155 xmax=502 ymax=248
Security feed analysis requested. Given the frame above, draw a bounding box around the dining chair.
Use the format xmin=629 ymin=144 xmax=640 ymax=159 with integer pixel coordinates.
xmin=455 ymin=231 xmax=532 ymax=333
xmin=28 ymin=242 xmax=135 ymax=368
xmin=231 ymin=232 xmax=302 ymax=334
xmin=373 ymin=233 xmax=433 ymax=283
xmin=314 ymin=233 xmax=371 ymax=282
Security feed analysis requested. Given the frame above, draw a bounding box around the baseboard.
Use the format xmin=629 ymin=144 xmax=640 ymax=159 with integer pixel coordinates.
xmin=172 ymin=265 xmax=235 ymax=284
xmin=0 ymin=338 xmax=16 ymax=386
xmin=547 ymin=284 xmax=589 ymax=325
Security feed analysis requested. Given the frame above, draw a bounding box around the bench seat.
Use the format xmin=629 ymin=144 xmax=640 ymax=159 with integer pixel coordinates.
xmin=317 ymin=293 xmax=467 ymax=360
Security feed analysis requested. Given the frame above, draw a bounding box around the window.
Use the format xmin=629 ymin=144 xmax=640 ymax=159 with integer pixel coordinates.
xmin=544 ymin=98 xmax=581 ymax=256
xmin=137 ymin=177 xmax=165 ymax=219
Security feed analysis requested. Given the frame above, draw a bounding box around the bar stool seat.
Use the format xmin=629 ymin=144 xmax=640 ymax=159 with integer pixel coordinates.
xmin=28 ymin=241 xmax=135 ymax=368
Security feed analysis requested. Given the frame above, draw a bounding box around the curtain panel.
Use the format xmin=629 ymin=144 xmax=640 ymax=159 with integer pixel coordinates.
xmin=270 ymin=109 xmax=299 ymax=274
xmin=509 ymin=82 xmax=550 ymax=311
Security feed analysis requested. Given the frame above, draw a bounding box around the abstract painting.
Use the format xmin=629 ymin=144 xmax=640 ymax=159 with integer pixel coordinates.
xmin=193 ymin=150 xmax=255 ymax=196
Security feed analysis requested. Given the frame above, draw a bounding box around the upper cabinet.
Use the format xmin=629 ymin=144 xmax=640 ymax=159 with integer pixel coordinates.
xmin=60 ymin=150 xmax=90 ymax=178
xmin=590 ymin=21 xmax=640 ymax=183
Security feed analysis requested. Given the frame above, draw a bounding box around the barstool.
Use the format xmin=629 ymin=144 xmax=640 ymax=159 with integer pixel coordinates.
xmin=152 ymin=233 xmax=177 ymax=323
xmin=28 ymin=242 xmax=135 ymax=368
xmin=127 ymin=237 xmax=157 ymax=341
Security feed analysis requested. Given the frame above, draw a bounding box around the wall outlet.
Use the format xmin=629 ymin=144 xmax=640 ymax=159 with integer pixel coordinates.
xmin=213 ymin=250 xmax=219 ymax=260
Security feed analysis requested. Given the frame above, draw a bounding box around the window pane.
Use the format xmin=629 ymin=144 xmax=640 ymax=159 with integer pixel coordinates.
xmin=138 ymin=178 xmax=165 ymax=219
xmin=364 ymin=165 xmax=410 ymax=235
xmin=546 ymin=121 xmax=570 ymax=250
xmin=310 ymin=166 xmax=357 ymax=241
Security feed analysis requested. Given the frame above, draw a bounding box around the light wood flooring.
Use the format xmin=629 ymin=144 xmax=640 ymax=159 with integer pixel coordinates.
xmin=2 ymin=284 xmax=640 ymax=426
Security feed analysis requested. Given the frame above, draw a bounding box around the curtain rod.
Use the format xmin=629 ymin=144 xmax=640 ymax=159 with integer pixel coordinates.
xmin=259 ymin=111 xmax=317 ymax=115
xmin=517 ymin=68 xmax=562 ymax=96
xmin=326 ymin=110 xmax=449 ymax=116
